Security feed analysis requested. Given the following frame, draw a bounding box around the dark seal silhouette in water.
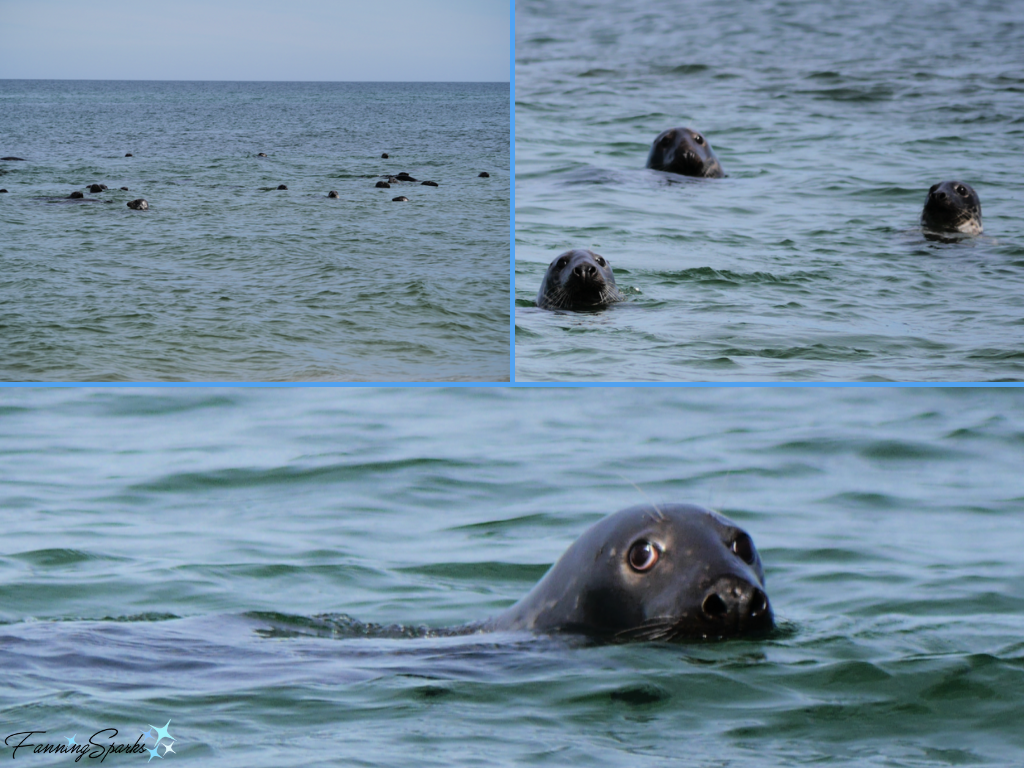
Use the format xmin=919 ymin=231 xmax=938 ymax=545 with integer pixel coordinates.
xmin=381 ymin=152 xmax=389 ymax=158
xmin=277 ymin=184 xmax=288 ymax=190
xmin=421 ymin=180 xmax=438 ymax=187
xmin=68 ymin=191 xmax=85 ymax=199
xmin=478 ymin=171 xmax=490 ymax=178
xmin=921 ymin=180 xmax=982 ymax=237
xmin=88 ymin=184 xmax=107 ymax=193
xmin=392 ymin=196 xmax=409 ymax=202
xmin=375 ymin=181 xmax=391 ymax=188
xmin=0 ymin=189 xmax=7 ymax=193
xmin=646 ymin=127 xmax=725 ymax=178
xmin=327 ymin=190 xmax=339 ymax=198
xmin=1 ymin=157 xmax=26 ymax=161
xmin=125 ymin=153 xmax=133 ymax=157
xmin=536 ymin=248 xmax=623 ymax=311
xmin=126 ymin=199 xmax=149 ymax=210
xmin=485 ymin=504 xmax=773 ymax=642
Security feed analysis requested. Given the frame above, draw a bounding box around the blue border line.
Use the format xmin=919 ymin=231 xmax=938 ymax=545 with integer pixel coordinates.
xmin=509 ymin=0 xmax=516 ymax=385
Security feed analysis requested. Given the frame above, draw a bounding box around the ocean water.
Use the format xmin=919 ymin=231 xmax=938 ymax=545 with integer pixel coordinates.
xmin=0 ymin=80 xmax=510 ymax=382
xmin=2 ymin=386 xmax=1023 ymax=767
xmin=514 ymin=0 xmax=1024 ymax=382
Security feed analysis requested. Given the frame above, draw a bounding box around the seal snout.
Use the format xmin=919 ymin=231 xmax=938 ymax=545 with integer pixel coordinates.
xmin=572 ymin=260 xmax=599 ymax=282
xmin=700 ymin=575 xmax=773 ymax=633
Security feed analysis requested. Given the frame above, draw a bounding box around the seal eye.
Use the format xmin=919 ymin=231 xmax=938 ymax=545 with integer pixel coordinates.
xmin=955 ymin=184 xmax=968 ymax=196
xmin=694 ymin=134 xmax=704 ymax=145
xmin=731 ymin=534 xmax=755 ymax=565
xmin=627 ymin=541 xmax=659 ymax=573
xmin=595 ymin=256 xmax=606 ymax=266
xmin=556 ymin=258 xmax=568 ymax=270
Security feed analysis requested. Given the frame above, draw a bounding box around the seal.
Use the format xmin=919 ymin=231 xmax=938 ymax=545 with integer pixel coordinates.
xmin=68 ymin=191 xmax=84 ymax=199
xmin=486 ymin=503 xmax=773 ymax=642
xmin=536 ymin=248 xmax=623 ymax=311
xmin=124 ymin=153 xmax=133 ymax=158
xmin=277 ymin=184 xmax=288 ymax=190
xmin=381 ymin=153 xmax=389 ymax=158
xmin=0 ymin=189 xmax=7 ymax=193
xmin=392 ymin=196 xmax=409 ymax=202
xmin=375 ymin=181 xmax=391 ymax=188
xmin=421 ymin=180 xmax=438 ymax=187
xmin=88 ymin=184 xmax=106 ymax=193
xmin=478 ymin=172 xmax=490 ymax=178
xmin=921 ymin=180 xmax=982 ymax=236
xmin=327 ymin=190 xmax=339 ymax=198
xmin=257 ymin=153 xmax=267 ymax=157
xmin=1 ymin=157 xmax=26 ymax=161
xmin=646 ymin=127 xmax=725 ymax=178
xmin=127 ymin=199 xmax=149 ymax=210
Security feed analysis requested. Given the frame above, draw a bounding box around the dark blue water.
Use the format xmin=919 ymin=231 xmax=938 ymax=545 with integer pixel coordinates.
xmin=2 ymin=387 xmax=1023 ymax=767
xmin=0 ymin=80 xmax=510 ymax=381
xmin=514 ymin=0 xmax=1024 ymax=381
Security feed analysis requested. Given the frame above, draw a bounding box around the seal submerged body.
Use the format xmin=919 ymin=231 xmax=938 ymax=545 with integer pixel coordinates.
xmin=487 ymin=504 xmax=773 ymax=642
xmin=646 ymin=127 xmax=724 ymax=178
xmin=536 ymin=248 xmax=622 ymax=311
xmin=921 ymin=180 xmax=982 ymax=237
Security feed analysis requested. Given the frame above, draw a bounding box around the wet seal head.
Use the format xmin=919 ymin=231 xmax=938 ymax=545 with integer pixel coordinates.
xmin=488 ymin=503 xmax=773 ymax=642
xmin=327 ymin=190 xmax=339 ymax=198
xmin=536 ymin=248 xmax=623 ymax=311
xmin=921 ymin=180 xmax=982 ymax=237
xmin=126 ymin=199 xmax=149 ymax=210
xmin=646 ymin=127 xmax=724 ymax=178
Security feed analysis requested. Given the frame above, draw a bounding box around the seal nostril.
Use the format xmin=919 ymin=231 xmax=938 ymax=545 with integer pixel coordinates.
xmin=750 ymin=589 xmax=768 ymax=617
xmin=702 ymin=593 xmax=728 ymax=618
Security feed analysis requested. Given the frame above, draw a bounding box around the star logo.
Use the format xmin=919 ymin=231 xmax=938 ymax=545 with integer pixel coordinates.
xmin=65 ymin=735 xmax=78 ymax=747
xmin=146 ymin=745 xmax=164 ymax=762
xmin=162 ymin=742 xmax=176 ymax=755
xmin=141 ymin=727 xmax=157 ymax=741
xmin=148 ymin=720 xmax=174 ymax=745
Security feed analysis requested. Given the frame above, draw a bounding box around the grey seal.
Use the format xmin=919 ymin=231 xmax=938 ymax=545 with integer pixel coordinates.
xmin=478 ymin=172 xmax=490 ymax=178
xmin=68 ymin=191 xmax=84 ymax=199
xmin=381 ymin=152 xmax=389 ymax=158
xmin=375 ymin=181 xmax=391 ymax=188
xmin=88 ymin=184 xmax=106 ymax=193
xmin=1 ymin=157 xmax=26 ymax=161
xmin=646 ymin=127 xmax=725 ymax=178
xmin=921 ymin=180 xmax=982 ymax=237
xmin=126 ymin=199 xmax=149 ymax=210
xmin=277 ymin=184 xmax=288 ymax=190
xmin=392 ymin=196 xmax=409 ymax=202
xmin=486 ymin=504 xmax=773 ymax=642
xmin=536 ymin=248 xmax=623 ymax=311
xmin=0 ymin=189 xmax=7 ymax=193
xmin=125 ymin=153 xmax=133 ymax=157
xmin=421 ymin=180 xmax=438 ymax=187
xmin=327 ymin=190 xmax=339 ymax=198
xmin=257 ymin=153 xmax=267 ymax=157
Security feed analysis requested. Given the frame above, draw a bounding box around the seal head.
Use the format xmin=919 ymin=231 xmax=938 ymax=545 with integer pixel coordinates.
xmin=921 ymin=180 xmax=982 ymax=236
xmin=646 ymin=127 xmax=724 ymax=178
xmin=536 ymin=248 xmax=622 ymax=311
xmin=489 ymin=504 xmax=773 ymax=642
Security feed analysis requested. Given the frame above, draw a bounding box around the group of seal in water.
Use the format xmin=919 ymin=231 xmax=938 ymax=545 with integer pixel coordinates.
xmin=535 ymin=126 xmax=985 ymax=311
xmin=483 ymin=503 xmax=773 ymax=642
xmin=537 ymin=248 xmax=623 ymax=311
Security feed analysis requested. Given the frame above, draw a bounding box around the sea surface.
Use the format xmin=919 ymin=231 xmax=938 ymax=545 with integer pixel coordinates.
xmin=2 ymin=386 xmax=1023 ymax=767
xmin=514 ymin=0 xmax=1024 ymax=382
xmin=0 ymin=80 xmax=510 ymax=382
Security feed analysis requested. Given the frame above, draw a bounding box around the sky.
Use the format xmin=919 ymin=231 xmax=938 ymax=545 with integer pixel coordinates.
xmin=0 ymin=0 xmax=510 ymax=82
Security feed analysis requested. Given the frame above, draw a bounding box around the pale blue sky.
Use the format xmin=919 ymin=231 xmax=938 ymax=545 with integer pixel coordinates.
xmin=0 ymin=0 xmax=510 ymax=81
